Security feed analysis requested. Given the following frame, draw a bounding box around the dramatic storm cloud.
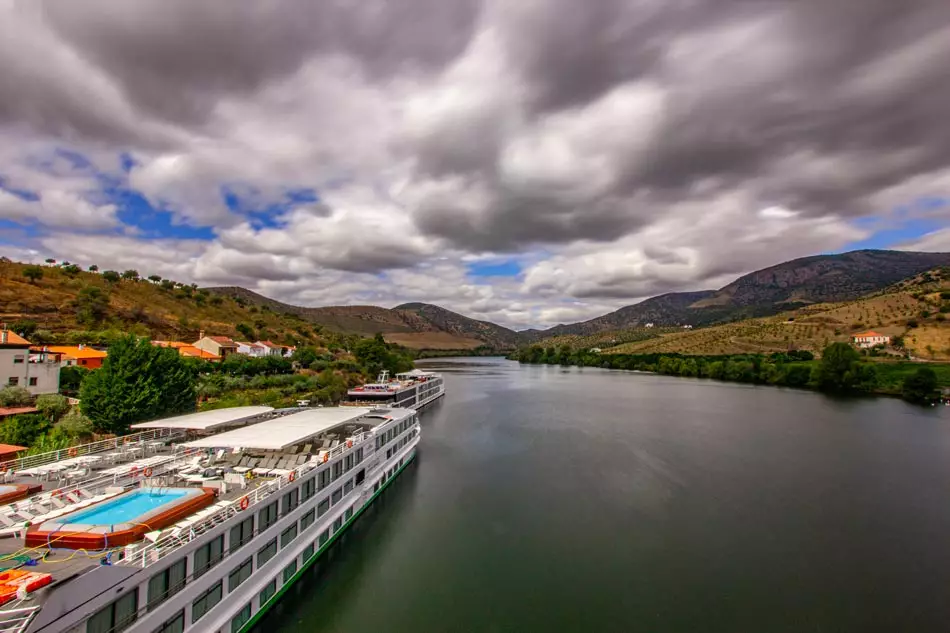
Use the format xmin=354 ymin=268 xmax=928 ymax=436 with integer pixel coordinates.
xmin=1 ymin=0 xmax=948 ymax=328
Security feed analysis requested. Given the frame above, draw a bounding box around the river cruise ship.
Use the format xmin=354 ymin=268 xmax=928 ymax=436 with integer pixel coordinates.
xmin=0 ymin=404 xmax=421 ymax=633
xmin=345 ymin=368 xmax=445 ymax=410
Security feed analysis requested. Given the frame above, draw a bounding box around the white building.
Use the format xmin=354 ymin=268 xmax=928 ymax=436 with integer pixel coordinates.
xmin=0 ymin=330 xmax=61 ymax=395
xmin=235 ymin=341 xmax=268 ymax=357
xmin=851 ymin=331 xmax=890 ymax=348
xmin=255 ymin=340 xmax=285 ymax=357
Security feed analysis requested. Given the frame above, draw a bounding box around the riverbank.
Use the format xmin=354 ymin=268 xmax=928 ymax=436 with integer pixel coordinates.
xmin=509 ymin=346 xmax=950 ymax=403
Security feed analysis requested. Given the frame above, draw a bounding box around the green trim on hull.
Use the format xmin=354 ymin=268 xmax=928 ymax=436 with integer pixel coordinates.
xmin=237 ymin=450 xmax=417 ymax=633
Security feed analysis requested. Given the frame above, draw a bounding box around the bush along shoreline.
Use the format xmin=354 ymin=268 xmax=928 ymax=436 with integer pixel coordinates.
xmin=509 ymin=343 xmax=945 ymax=406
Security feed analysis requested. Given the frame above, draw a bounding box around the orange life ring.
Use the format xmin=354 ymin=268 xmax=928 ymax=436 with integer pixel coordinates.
xmin=346 ymin=440 xmax=353 ymax=448
xmin=288 ymin=471 xmax=296 ymax=482
xmin=239 ymin=496 xmax=249 ymax=511
xmin=144 ymin=467 xmax=153 ymax=477
xmin=322 ymin=453 xmax=329 ymax=463
xmin=68 ymin=447 xmax=78 ymax=457
xmin=130 ymin=466 xmax=139 ymax=476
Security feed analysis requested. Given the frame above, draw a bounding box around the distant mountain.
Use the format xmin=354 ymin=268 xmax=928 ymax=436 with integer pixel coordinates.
xmin=205 ymin=288 xmax=519 ymax=350
xmin=394 ymin=302 xmax=521 ymax=349
xmin=527 ymin=250 xmax=950 ymax=338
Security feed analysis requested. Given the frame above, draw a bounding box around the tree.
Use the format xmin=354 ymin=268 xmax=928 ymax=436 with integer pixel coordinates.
xmin=62 ymin=264 xmax=82 ymax=277
xmin=236 ymin=323 xmax=255 ymax=340
xmin=22 ymin=265 xmax=43 ymax=284
xmin=121 ymin=269 xmax=140 ymax=281
xmin=814 ymin=342 xmax=877 ymax=392
xmin=59 ymin=365 xmax=90 ymax=397
xmin=0 ymin=386 xmax=33 ymax=407
xmin=148 ymin=274 xmax=162 ymax=283
xmin=35 ymin=394 xmax=70 ymax=421
xmin=88 ymin=264 xmax=99 ymax=272
xmin=80 ymin=335 xmax=197 ymax=434
xmin=44 ymin=258 xmax=56 ymax=266
xmin=0 ymin=414 xmax=51 ymax=447
xmin=56 ymin=408 xmax=94 ymax=440
xmin=902 ymin=367 xmax=939 ymax=405
xmin=102 ymin=270 xmax=121 ymax=283
xmin=10 ymin=319 xmax=37 ymax=339
xmin=75 ymin=286 xmax=110 ymax=325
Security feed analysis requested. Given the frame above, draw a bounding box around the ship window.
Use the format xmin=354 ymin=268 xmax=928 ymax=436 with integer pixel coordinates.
xmin=282 ymin=489 xmax=298 ymax=515
xmin=152 ymin=610 xmax=184 ymax=633
xmin=331 ymin=488 xmax=342 ymax=505
xmin=302 ymin=477 xmax=315 ymax=501
xmin=257 ymin=539 xmax=278 ymax=567
xmin=318 ymin=469 xmax=330 ymax=490
xmin=259 ymin=501 xmax=278 ymax=531
xmin=332 ymin=517 xmax=343 ymax=533
xmin=88 ymin=589 xmax=138 ymax=633
xmin=228 ymin=557 xmax=254 ymax=592
xmin=231 ymin=603 xmax=252 ymax=633
xmin=303 ymin=543 xmax=315 ymax=561
xmin=283 ymin=559 xmax=297 ymax=584
xmin=194 ymin=535 xmax=224 ymax=578
xmin=301 ymin=508 xmax=315 ymax=531
xmin=317 ymin=498 xmax=330 ymax=517
xmin=230 ymin=517 xmax=254 ymax=553
xmin=344 ymin=507 xmax=353 ymax=521
xmin=281 ymin=523 xmax=298 ymax=548
xmin=260 ymin=579 xmax=277 ymax=606
xmin=355 ymin=468 xmax=365 ymax=485
xmin=319 ymin=529 xmax=330 ymax=547
xmin=331 ymin=461 xmax=342 ymax=481
xmin=355 ymin=447 xmax=364 ymax=464
xmin=343 ymin=479 xmax=353 ymax=495
xmin=147 ymin=557 xmax=187 ymax=610
xmin=344 ymin=454 xmax=353 ymax=471
xmin=191 ymin=581 xmax=222 ymax=623
xmin=373 ymin=481 xmax=379 ymax=493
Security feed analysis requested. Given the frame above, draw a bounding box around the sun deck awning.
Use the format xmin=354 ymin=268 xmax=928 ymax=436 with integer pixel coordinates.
xmin=180 ymin=407 xmax=375 ymax=450
xmin=130 ymin=406 xmax=274 ymax=431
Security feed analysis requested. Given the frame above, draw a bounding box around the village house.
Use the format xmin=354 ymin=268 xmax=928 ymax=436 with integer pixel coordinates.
xmin=193 ymin=332 xmax=238 ymax=359
xmin=0 ymin=329 xmax=61 ymax=395
xmin=46 ymin=345 xmax=108 ymax=369
xmin=152 ymin=341 xmax=222 ymax=362
xmin=255 ymin=340 xmax=285 ymax=357
xmin=235 ymin=341 xmax=267 ymax=357
xmin=851 ymin=330 xmax=890 ymax=348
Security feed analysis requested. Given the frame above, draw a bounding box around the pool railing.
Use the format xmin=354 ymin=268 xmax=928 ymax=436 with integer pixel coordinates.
xmin=121 ymin=430 xmax=375 ymax=567
xmin=0 ymin=428 xmax=185 ymax=475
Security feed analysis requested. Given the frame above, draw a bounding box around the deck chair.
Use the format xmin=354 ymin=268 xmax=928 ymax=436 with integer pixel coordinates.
xmin=302 ymin=444 xmax=313 ymax=454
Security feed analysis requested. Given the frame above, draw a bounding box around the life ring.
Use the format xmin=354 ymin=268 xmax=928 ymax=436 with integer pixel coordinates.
xmin=239 ymin=496 xmax=249 ymax=511
xmin=130 ymin=466 xmax=139 ymax=476
xmin=144 ymin=467 xmax=153 ymax=477
xmin=288 ymin=471 xmax=296 ymax=482
xmin=68 ymin=447 xmax=78 ymax=457
xmin=346 ymin=440 xmax=353 ymax=448
xmin=322 ymin=453 xmax=329 ymax=463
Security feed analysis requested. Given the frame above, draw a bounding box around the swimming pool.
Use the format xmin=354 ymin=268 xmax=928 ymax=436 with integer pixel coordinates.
xmin=64 ymin=489 xmax=189 ymax=525
xmin=25 ymin=486 xmax=216 ymax=549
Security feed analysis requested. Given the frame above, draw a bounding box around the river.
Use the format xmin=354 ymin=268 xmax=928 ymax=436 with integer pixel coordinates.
xmin=260 ymin=357 xmax=950 ymax=632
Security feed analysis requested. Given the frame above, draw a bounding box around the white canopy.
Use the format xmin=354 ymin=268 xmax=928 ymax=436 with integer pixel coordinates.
xmin=130 ymin=406 xmax=274 ymax=431
xmin=181 ymin=407 xmax=373 ymax=450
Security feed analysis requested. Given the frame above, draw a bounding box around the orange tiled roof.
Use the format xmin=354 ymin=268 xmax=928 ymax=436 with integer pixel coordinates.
xmin=0 ymin=407 xmax=39 ymax=418
xmin=46 ymin=346 xmax=107 ymax=360
xmin=0 ymin=331 xmax=30 ymax=346
xmin=178 ymin=345 xmax=222 ymax=360
xmin=852 ymin=331 xmax=885 ymax=338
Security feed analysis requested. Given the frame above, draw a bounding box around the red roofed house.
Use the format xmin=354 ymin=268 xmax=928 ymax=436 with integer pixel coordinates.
xmin=152 ymin=341 xmax=222 ymax=362
xmin=851 ymin=331 xmax=890 ymax=349
xmin=255 ymin=340 xmax=284 ymax=357
xmin=193 ymin=333 xmax=238 ymax=359
xmin=46 ymin=345 xmax=108 ymax=369
xmin=1 ymin=329 xmax=60 ymax=394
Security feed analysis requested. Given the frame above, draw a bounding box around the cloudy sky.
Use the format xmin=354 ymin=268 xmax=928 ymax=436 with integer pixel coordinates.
xmin=1 ymin=0 xmax=949 ymax=329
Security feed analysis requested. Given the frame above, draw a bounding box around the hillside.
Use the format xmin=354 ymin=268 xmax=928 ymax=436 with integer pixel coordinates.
xmin=0 ymin=260 xmax=330 ymax=347
xmin=574 ymin=268 xmax=950 ymax=360
xmin=204 ymin=288 xmax=513 ymax=350
xmin=532 ymin=250 xmax=950 ymax=337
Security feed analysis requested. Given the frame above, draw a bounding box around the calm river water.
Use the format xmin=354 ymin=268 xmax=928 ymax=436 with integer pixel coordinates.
xmin=261 ymin=357 xmax=950 ymax=633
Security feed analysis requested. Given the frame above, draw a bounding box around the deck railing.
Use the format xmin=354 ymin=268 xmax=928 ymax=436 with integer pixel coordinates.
xmin=1 ymin=428 xmax=185 ymax=474
xmin=121 ymin=431 xmax=375 ymax=567
xmin=0 ymin=606 xmax=40 ymax=633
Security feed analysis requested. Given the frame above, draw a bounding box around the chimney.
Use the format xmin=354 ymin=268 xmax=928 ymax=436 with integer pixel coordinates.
xmin=78 ymin=343 xmax=84 ymax=350
xmin=199 ymin=329 xmax=205 ymax=340
xmin=1 ymin=331 xmax=6 ymax=344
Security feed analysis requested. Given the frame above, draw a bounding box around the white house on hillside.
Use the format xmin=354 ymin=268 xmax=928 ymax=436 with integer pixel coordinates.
xmin=851 ymin=331 xmax=890 ymax=348
xmin=1 ymin=330 xmax=61 ymax=395
xmin=235 ymin=341 xmax=267 ymax=357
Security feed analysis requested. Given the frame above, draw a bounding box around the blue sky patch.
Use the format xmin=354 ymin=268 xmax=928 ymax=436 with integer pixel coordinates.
xmin=467 ymin=259 xmax=522 ymax=278
xmin=844 ymin=217 xmax=943 ymax=251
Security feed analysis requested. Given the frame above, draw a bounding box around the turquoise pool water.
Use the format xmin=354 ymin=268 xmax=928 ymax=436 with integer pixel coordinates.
xmin=65 ymin=489 xmax=190 ymax=525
